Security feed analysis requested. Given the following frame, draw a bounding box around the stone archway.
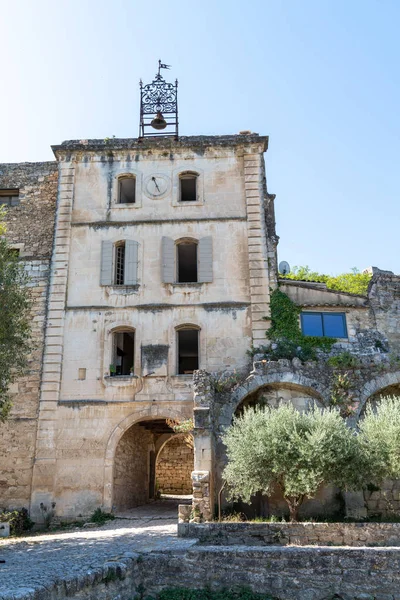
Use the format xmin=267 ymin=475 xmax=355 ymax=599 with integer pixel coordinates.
xmin=218 ymin=369 xmax=328 ymax=428
xmin=357 ymin=370 xmax=400 ymax=418
xmin=103 ymin=407 xmax=191 ymax=512
xmin=216 ymin=377 xmax=333 ymax=520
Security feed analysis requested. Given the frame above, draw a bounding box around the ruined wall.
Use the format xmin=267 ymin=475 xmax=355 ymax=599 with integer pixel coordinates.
xmin=369 ymin=272 xmax=400 ymax=353
xmin=156 ymin=435 xmax=193 ymax=494
xmin=0 ymin=163 xmax=57 ymax=510
xmin=113 ymin=424 xmax=154 ymax=511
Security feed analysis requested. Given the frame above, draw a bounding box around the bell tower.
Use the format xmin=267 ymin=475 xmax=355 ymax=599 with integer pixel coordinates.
xmin=139 ymin=60 xmax=179 ymax=139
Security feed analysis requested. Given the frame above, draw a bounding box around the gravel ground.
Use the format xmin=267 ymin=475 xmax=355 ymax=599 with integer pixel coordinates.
xmin=0 ymin=500 xmax=196 ymax=599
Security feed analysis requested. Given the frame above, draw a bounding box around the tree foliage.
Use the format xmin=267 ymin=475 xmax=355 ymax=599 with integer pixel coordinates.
xmin=0 ymin=214 xmax=32 ymax=421
xmin=281 ymin=266 xmax=372 ymax=296
xmin=223 ymin=405 xmax=372 ymax=520
xmin=359 ymin=396 xmax=400 ymax=481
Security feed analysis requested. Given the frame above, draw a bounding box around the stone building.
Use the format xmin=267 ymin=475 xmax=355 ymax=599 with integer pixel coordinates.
xmin=1 ymin=68 xmax=399 ymax=523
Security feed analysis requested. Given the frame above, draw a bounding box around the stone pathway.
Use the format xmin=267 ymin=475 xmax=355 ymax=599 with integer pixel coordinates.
xmin=0 ymin=498 xmax=196 ymax=599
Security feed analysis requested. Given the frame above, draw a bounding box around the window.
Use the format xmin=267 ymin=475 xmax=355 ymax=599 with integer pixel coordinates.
xmin=112 ymin=331 xmax=135 ymax=376
xmin=161 ymin=236 xmax=213 ymax=284
xmin=114 ymin=242 xmax=125 ymax=285
xmin=177 ymin=242 xmax=198 ymax=283
xmin=301 ymin=312 xmax=347 ymax=338
xmin=118 ymin=176 xmax=136 ymax=204
xmin=100 ymin=240 xmax=139 ymax=286
xmin=179 ymin=173 xmax=197 ymax=202
xmin=177 ymin=328 xmax=199 ymax=374
xmin=0 ymin=189 xmax=19 ymax=207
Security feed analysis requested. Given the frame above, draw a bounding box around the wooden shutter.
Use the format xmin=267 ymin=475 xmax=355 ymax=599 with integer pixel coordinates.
xmin=124 ymin=240 xmax=139 ymax=285
xmin=162 ymin=237 xmax=175 ymax=283
xmin=198 ymin=236 xmax=213 ymax=283
xmin=100 ymin=241 xmax=113 ymax=285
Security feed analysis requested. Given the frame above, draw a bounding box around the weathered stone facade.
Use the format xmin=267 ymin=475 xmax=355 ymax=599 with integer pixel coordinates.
xmin=0 ymin=135 xmax=399 ymax=524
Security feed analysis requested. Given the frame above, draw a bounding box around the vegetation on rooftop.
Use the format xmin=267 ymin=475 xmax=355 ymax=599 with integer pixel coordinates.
xmin=280 ymin=265 xmax=372 ymax=296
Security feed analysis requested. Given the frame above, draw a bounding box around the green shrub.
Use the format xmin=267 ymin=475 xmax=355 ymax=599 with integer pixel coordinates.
xmin=327 ymin=352 xmax=360 ymax=368
xmin=281 ymin=265 xmax=372 ymax=296
xmin=0 ymin=508 xmax=34 ymax=535
xmin=90 ymin=508 xmax=115 ymax=525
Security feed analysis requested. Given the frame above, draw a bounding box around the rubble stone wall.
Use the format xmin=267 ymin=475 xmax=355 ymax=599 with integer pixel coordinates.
xmin=113 ymin=424 xmax=154 ymax=511
xmin=156 ymin=435 xmax=193 ymax=494
xmin=0 ymin=162 xmax=57 ymax=510
xmin=178 ymin=521 xmax=400 ymax=547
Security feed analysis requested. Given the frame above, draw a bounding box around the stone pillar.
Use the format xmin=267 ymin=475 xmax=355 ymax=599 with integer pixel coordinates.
xmin=30 ymin=159 xmax=75 ymax=523
xmin=191 ymin=370 xmax=215 ymax=521
xmin=243 ymin=152 xmax=275 ymax=348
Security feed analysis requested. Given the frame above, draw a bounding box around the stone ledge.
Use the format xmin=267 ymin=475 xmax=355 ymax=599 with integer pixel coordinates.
xmin=178 ymin=521 xmax=400 ymax=547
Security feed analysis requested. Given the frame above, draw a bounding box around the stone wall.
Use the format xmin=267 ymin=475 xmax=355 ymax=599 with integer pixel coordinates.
xmin=0 ymin=162 xmax=58 ymax=258
xmin=178 ymin=521 xmax=400 ymax=547
xmin=0 ymin=163 xmax=57 ymax=511
xmin=369 ymin=272 xmax=400 ymax=353
xmin=9 ymin=547 xmax=400 ymax=600
xmin=113 ymin=424 xmax=154 ymax=510
xmin=156 ymin=435 xmax=193 ymax=494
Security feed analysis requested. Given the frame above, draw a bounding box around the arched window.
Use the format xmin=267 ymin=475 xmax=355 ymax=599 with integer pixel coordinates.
xmin=177 ymin=240 xmax=198 ymax=283
xmin=176 ymin=326 xmax=200 ymax=374
xmin=111 ymin=329 xmax=135 ymax=376
xmin=118 ymin=175 xmax=136 ymax=204
xmin=179 ymin=172 xmax=198 ymax=202
xmin=100 ymin=240 xmax=139 ymax=286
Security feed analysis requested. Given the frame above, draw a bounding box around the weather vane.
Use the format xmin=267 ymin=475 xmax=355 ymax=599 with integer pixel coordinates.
xmin=139 ymin=60 xmax=178 ymax=139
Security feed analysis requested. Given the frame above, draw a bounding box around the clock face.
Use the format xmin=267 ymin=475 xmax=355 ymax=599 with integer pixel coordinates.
xmin=144 ymin=174 xmax=170 ymax=198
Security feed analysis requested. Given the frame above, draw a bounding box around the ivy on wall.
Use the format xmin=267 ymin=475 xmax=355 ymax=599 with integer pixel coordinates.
xmin=256 ymin=288 xmax=336 ymax=362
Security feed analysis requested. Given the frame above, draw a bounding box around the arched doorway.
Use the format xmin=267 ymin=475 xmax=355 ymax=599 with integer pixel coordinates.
xmin=112 ymin=418 xmax=194 ymax=512
xmin=156 ymin=434 xmax=193 ymax=495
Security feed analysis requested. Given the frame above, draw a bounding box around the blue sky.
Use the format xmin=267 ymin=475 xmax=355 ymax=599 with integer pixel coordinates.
xmin=1 ymin=0 xmax=399 ymax=274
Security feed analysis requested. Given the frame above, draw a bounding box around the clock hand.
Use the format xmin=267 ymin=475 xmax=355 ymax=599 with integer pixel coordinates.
xmin=152 ymin=176 xmax=161 ymax=193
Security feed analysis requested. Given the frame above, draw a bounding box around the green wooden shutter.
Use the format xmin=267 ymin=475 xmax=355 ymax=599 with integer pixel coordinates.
xmin=162 ymin=237 xmax=175 ymax=283
xmin=100 ymin=241 xmax=113 ymax=285
xmin=198 ymin=236 xmax=213 ymax=283
xmin=124 ymin=240 xmax=139 ymax=285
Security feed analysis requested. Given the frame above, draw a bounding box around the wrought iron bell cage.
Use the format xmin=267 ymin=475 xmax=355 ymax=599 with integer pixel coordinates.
xmin=139 ymin=60 xmax=179 ymax=139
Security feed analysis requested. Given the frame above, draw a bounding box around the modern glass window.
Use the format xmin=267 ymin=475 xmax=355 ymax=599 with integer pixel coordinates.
xmin=118 ymin=176 xmax=136 ymax=204
xmin=301 ymin=312 xmax=347 ymax=338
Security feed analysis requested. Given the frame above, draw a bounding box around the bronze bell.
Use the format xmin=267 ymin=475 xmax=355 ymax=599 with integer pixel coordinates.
xmin=150 ymin=111 xmax=167 ymax=130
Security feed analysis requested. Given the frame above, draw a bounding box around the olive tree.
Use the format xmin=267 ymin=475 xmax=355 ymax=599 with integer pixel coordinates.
xmin=0 ymin=210 xmax=32 ymax=421
xmin=223 ymin=405 xmax=368 ymax=521
xmin=359 ymin=396 xmax=400 ymax=481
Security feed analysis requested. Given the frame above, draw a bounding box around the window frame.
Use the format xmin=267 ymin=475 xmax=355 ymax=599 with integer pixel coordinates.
xmin=176 ymin=325 xmax=200 ymax=375
xmin=300 ymin=311 xmax=348 ymax=339
xmin=0 ymin=188 xmax=20 ymax=207
xmin=179 ymin=172 xmax=198 ymax=203
xmin=117 ymin=175 xmax=136 ymax=205
xmin=112 ymin=172 xmax=142 ymax=209
xmin=176 ymin=239 xmax=199 ymax=283
xmin=172 ymin=169 xmax=204 ymax=207
xmin=114 ymin=241 xmax=126 ymax=285
xmin=110 ymin=328 xmax=135 ymax=377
